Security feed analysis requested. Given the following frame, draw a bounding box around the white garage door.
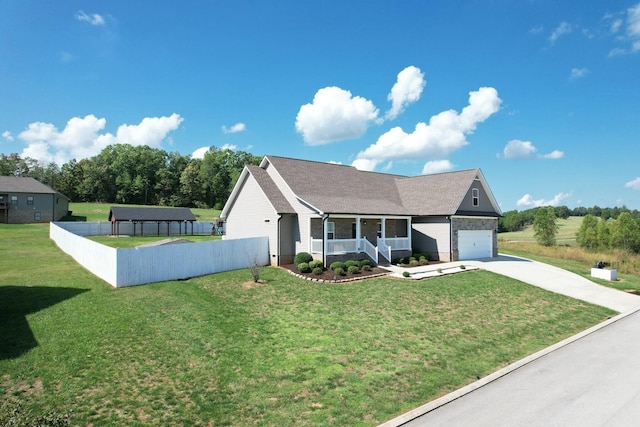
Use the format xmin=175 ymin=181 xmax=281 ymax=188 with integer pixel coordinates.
xmin=458 ymin=230 xmax=493 ymax=260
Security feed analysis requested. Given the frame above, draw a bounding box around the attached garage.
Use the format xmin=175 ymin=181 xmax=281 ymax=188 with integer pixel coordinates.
xmin=458 ymin=230 xmax=493 ymax=260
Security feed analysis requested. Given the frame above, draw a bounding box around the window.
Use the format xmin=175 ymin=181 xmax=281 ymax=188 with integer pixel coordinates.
xmin=27 ymin=196 xmax=34 ymax=205
xmin=472 ymin=188 xmax=479 ymax=207
xmin=10 ymin=195 xmax=17 ymax=205
xmin=351 ymin=223 xmax=357 ymax=239
xmin=377 ymin=222 xmax=382 ymax=238
xmin=327 ymin=222 xmax=335 ymax=239
xmin=34 ymin=212 xmax=41 ymax=221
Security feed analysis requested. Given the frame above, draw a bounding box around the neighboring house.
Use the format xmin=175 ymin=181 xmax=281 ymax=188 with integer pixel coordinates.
xmin=0 ymin=176 xmax=70 ymax=224
xmin=220 ymin=155 xmax=502 ymax=266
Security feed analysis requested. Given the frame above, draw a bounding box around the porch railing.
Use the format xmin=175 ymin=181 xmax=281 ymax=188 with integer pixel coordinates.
xmin=382 ymin=237 xmax=411 ymax=250
xmin=362 ymin=238 xmax=378 ymax=262
xmin=310 ymin=236 xmax=410 ymax=263
xmin=377 ymin=237 xmax=391 ymax=262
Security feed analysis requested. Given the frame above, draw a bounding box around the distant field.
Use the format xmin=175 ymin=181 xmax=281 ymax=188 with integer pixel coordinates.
xmin=499 ymin=216 xmax=583 ymax=245
xmin=67 ymin=202 xmax=221 ymax=222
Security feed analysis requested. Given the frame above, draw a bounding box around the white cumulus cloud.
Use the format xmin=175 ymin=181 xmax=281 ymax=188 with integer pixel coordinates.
xmin=385 ymin=66 xmax=426 ymax=120
xmin=75 ymin=10 xmax=105 ymax=26
xmin=422 ymin=160 xmax=454 ymax=175
xmin=503 ymin=139 xmax=536 ymax=159
xmin=502 ymin=140 xmax=564 ymax=160
xmin=549 ymin=21 xmax=573 ymax=44
xmin=517 ymin=192 xmax=571 ymax=208
xmin=222 ymin=123 xmax=246 ymax=134
xmin=540 ymin=150 xmax=564 ymax=159
xmin=353 ymin=87 xmax=501 ymax=170
xmin=295 ymin=86 xmax=380 ymax=145
xmin=624 ymin=177 xmax=640 ymax=190
xmin=17 ymin=114 xmax=183 ymax=165
xmin=2 ymin=131 xmax=13 ymax=141
xmin=192 ymin=146 xmax=209 ymax=159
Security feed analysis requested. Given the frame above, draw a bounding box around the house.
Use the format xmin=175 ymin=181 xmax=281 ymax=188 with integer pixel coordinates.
xmin=220 ymin=155 xmax=502 ymax=266
xmin=0 ymin=176 xmax=70 ymax=224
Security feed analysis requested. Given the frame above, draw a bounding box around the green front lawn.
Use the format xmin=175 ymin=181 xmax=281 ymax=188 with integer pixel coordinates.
xmin=1 ymin=223 xmax=614 ymax=425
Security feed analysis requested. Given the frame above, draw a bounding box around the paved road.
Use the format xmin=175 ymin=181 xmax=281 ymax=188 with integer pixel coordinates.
xmin=380 ymin=255 xmax=640 ymax=427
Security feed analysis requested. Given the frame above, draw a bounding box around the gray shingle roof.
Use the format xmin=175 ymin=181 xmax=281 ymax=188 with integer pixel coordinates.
xmin=263 ymin=156 xmax=491 ymax=216
xmin=396 ymin=169 xmax=481 ymax=215
xmin=109 ymin=206 xmax=196 ymax=222
xmin=246 ymin=165 xmax=295 ymax=214
xmin=265 ymin=156 xmax=407 ymax=215
xmin=0 ymin=176 xmax=59 ymax=194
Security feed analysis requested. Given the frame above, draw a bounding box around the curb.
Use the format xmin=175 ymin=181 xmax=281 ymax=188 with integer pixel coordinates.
xmin=377 ymin=304 xmax=640 ymax=427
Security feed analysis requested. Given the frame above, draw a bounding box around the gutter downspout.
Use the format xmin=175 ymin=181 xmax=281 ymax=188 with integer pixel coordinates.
xmin=322 ymin=213 xmax=328 ymax=267
xmin=277 ymin=214 xmax=282 ymax=266
xmin=449 ymin=216 xmax=453 ymax=262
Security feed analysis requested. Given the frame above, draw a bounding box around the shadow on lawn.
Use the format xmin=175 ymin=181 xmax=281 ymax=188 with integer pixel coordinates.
xmin=0 ymin=286 xmax=89 ymax=360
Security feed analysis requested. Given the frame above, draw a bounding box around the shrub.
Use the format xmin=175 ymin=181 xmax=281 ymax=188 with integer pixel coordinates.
xmin=437 ymin=268 xmax=443 ymax=273
xmin=309 ymin=259 xmax=323 ymax=269
xmin=347 ymin=265 xmax=360 ymax=274
xmin=312 ymin=267 xmax=323 ymax=275
xmin=345 ymin=260 xmax=359 ymax=268
xmin=409 ymin=259 xmax=419 ymax=267
xmin=402 ymin=271 xmax=410 ymax=277
xmin=398 ymin=257 xmax=406 ymax=265
xmin=409 ymin=256 xmax=417 ymax=263
xmin=297 ymin=262 xmax=311 ymax=273
xmin=362 ymin=264 xmax=371 ymax=271
xmin=359 ymin=259 xmax=371 ymax=267
xmin=334 ymin=267 xmax=345 ymax=276
xmin=294 ymin=252 xmax=313 ymax=266
xmin=392 ymin=257 xmax=401 ymax=264
xmin=419 ymin=258 xmax=428 ymax=265
xmin=330 ymin=261 xmax=345 ymax=271
xmin=460 ymin=265 xmax=466 ymax=270
xmin=419 ymin=255 xmax=427 ymax=262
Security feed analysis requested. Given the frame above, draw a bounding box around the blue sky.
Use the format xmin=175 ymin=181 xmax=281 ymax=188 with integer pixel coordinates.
xmin=1 ymin=1 xmax=640 ymax=211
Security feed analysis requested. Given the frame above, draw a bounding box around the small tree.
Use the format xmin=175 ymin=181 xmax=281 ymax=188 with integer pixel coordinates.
xmin=576 ymin=214 xmax=599 ymax=250
xmin=247 ymin=252 xmax=263 ymax=283
xmin=533 ymin=206 xmax=558 ymax=246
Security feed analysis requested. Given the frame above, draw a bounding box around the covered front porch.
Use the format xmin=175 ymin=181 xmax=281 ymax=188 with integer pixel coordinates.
xmin=309 ymin=215 xmax=412 ymax=264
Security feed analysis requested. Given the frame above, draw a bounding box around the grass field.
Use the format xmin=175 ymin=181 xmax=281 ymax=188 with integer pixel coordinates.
xmin=1 ymin=222 xmax=615 ymax=425
xmin=499 ymin=216 xmax=583 ymax=245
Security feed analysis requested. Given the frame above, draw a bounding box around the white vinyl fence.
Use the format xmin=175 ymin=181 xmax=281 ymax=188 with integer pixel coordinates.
xmin=50 ymin=222 xmax=268 ymax=288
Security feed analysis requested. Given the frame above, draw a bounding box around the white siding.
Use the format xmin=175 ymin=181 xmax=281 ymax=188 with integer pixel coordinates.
xmin=263 ymin=161 xmax=320 ymax=254
xmin=412 ymin=218 xmax=451 ymax=261
xmin=224 ymin=172 xmax=280 ymax=263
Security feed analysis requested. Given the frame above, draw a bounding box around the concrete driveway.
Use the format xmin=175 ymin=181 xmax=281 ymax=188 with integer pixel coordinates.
xmin=380 ymin=255 xmax=640 ymax=427
xmin=467 ymin=255 xmax=640 ymax=313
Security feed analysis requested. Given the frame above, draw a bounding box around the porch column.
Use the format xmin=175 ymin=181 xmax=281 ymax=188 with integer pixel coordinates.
xmin=407 ymin=218 xmax=412 ymax=249
xmin=381 ymin=218 xmax=386 ymax=239
xmin=356 ymin=216 xmax=361 ymax=250
xmin=322 ymin=215 xmax=328 ymax=263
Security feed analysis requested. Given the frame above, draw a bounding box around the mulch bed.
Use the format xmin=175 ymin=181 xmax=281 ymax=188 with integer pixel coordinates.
xmin=282 ymin=264 xmax=390 ymax=283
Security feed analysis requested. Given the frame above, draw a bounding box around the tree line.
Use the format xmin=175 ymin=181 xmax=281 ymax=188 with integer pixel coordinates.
xmin=499 ymin=205 xmax=640 ymax=233
xmin=503 ymin=205 xmax=640 ymax=255
xmin=0 ymin=146 xmax=262 ymax=209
